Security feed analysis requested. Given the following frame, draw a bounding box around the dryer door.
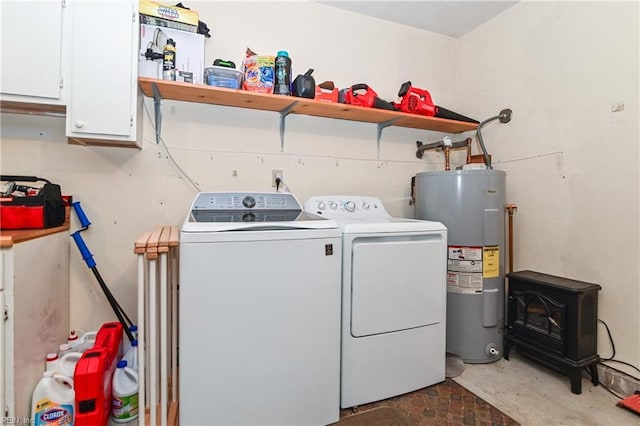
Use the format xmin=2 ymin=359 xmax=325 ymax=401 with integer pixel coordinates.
xmin=350 ymin=232 xmax=446 ymax=337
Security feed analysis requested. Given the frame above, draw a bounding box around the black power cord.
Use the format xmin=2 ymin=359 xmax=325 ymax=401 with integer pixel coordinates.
xmin=597 ymin=318 xmax=640 ymax=379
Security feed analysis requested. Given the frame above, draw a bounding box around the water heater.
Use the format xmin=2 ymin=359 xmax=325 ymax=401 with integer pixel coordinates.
xmin=415 ymin=169 xmax=505 ymax=363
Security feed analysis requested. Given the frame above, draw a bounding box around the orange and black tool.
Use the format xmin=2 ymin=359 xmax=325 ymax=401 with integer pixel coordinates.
xmin=393 ymin=81 xmax=478 ymax=123
xmin=617 ymin=391 xmax=640 ymax=416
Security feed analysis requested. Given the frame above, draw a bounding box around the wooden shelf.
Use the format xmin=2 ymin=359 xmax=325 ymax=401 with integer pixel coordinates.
xmin=139 ymin=77 xmax=478 ymax=157
xmin=138 ymin=77 xmax=478 ymax=134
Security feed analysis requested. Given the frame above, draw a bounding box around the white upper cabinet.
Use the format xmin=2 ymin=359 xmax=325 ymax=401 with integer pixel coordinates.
xmin=66 ymin=0 xmax=141 ymax=147
xmin=0 ymin=0 xmax=66 ymax=102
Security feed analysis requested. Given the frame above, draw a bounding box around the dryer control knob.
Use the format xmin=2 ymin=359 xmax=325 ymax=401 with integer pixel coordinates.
xmin=317 ymin=202 xmax=326 ymax=210
xmin=344 ymin=201 xmax=356 ymax=212
xmin=329 ymin=202 xmax=337 ymax=210
xmin=362 ymin=202 xmax=370 ymax=210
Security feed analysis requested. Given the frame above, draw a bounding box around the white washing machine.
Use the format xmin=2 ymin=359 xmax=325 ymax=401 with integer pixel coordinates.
xmin=180 ymin=192 xmax=342 ymax=426
xmin=305 ymin=196 xmax=447 ymax=408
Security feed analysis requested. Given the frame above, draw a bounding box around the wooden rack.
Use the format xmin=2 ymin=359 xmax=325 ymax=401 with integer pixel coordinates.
xmin=134 ymin=225 xmax=180 ymax=426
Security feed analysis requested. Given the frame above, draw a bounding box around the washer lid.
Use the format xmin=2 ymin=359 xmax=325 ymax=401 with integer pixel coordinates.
xmin=339 ymin=217 xmax=447 ymax=234
xmin=182 ymin=192 xmax=338 ymax=232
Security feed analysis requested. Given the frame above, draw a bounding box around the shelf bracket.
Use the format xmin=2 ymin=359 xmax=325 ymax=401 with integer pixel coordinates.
xmin=278 ymin=101 xmax=298 ymax=152
xmin=151 ymin=83 xmax=162 ymax=144
xmin=376 ymin=118 xmax=400 ymax=158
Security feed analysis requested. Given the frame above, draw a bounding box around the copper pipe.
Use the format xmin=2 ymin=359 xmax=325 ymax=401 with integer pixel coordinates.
xmin=505 ymin=204 xmax=518 ymax=273
xmin=444 ymin=147 xmax=451 ymax=171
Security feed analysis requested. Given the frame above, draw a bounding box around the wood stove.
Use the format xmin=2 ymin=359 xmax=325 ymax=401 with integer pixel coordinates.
xmin=504 ymin=270 xmax=601 ymax=394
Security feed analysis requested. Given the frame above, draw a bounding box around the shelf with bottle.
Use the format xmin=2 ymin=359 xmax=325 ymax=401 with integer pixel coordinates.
xmin=138 ymin=77 xmax=478 ymax=156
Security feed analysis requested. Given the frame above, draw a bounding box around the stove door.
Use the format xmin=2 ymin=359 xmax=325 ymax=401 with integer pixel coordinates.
xmin=508 ymin=291 xmax=567 ymax=356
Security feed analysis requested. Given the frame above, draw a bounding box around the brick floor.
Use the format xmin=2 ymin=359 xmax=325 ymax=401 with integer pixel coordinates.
xmin=339 ymin=379 xmax=520 ymax=426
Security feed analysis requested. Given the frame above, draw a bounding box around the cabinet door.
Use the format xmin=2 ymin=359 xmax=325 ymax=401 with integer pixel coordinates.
xmin=0 ymin=1 xmax=64 ymax=99
xmin=67 ymin=0 xmax=138 ymax=139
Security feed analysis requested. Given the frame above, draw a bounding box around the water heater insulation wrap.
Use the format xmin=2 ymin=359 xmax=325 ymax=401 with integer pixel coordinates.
xmin=415 ymin=170 xmax=505 ymax=363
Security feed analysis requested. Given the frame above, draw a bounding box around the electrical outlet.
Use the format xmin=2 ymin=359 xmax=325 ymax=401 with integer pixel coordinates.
xmin=272 ymin=169 xmax=283 ymax=187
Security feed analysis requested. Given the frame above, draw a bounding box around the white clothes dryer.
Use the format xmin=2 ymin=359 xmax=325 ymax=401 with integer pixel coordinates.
xmin=305 ymin=196 xmax=447 ymax=408
xmin=180 ymin=192 xmax=342 ymax=425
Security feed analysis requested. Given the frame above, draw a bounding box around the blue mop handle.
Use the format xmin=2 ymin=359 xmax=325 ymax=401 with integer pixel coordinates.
xmin=72 ymin=201 xmax=92 ymax=228
xmin=71 ymin=231 xmax=96 ymax=268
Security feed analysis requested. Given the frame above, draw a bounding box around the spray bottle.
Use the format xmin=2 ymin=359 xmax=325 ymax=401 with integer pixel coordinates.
xmin=163 ymin=38 xmax=176 ymax=81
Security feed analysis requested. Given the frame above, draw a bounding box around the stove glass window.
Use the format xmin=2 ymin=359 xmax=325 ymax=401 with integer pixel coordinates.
xmin=514 ymin=293 xmax=564 ymax=339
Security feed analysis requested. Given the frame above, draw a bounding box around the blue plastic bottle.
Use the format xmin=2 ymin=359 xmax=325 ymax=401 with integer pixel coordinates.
xmin=273 ymin=50 xmax=292 ymax=95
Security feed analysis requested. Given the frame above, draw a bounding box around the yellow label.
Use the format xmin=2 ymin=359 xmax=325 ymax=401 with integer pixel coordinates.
xmin=482 ymin=246 xmax=499 ymax=278
xmin=35 ymin=398 xmax=52 ymax=411
xmin=139 ymin=0 xmax=199 ymax=26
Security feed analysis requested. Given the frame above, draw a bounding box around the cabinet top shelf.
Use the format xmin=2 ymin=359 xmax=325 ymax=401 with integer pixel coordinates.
xmin=138 ymin=78 xmax=478 ymax=134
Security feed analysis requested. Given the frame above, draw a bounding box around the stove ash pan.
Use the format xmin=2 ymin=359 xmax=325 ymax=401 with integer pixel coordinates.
xmin=504 ymin=270 xmax=601 ymax=394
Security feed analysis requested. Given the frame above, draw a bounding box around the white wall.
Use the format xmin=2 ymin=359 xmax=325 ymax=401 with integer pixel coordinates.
xmin=457 ymin=0 xmax=639 ymax=373
xmin=1 ymin=1 xmax=460 ymax=337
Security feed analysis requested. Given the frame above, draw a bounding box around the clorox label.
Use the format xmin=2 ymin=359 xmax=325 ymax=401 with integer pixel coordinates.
xmin=35 ymin=402 xmax=73 ymax=425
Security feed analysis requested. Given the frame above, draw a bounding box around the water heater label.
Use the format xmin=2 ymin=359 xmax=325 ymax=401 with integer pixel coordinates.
xmin=447 ymin=246 xmax=486 ymax=293
xmin=448 ymin=259 xmax=482 ymax=273
xmin=448 ymin=245 xmax=482 ymax=261
xmin=482 ymin=246 xmax=500 ymax=278
xmin=447 ymin=272 xmax=482 ymax=293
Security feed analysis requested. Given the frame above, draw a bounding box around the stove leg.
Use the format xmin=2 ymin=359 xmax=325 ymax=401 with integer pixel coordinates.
xmin=504 ymin=340 xmax=512 ymax=360
xmin=589 ymin=363 xmax=599 ymax=386
xmin=569 ymin=368 xmax=583 ymax=394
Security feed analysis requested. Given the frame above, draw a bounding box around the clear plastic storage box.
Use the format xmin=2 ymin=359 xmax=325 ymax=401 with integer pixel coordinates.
xmin=204 ymin=66 xmax=243 ymax=89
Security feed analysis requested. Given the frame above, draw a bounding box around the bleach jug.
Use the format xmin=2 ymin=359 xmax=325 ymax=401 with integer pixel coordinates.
xmin=120 ymin=325 xmax=138 ymax=357
xmin=31 ymin=371 xmax=75 ymax=426
xmin=121 ymin=339 xmax=138 ymax=371
xmin=46 ymin=351 xmax=83 ymax=379
xmin=66 ymin=329 xmax=96 ymax=352
xmin=111 ymin=360 xmax=139 ymax=423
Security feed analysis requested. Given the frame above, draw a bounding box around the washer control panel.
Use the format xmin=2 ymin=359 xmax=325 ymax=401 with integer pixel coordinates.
xmin=304 ymin=196 xmax=390 ymax=219
xmin=191 ymin=192 xmax=300 ymax=211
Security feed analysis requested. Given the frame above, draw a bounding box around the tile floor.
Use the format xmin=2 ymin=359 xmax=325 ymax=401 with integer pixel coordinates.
xmin=453 ymin=350 xmax=639 ymax=425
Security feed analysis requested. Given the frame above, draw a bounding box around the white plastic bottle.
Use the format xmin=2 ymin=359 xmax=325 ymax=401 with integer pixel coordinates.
xmin=45 ymin=353 xmax=59 ymax=372
xmin=66 ymin=330 xmax=80 ymax=349
xmin=121 ymin=340 xmax=138 ymax=371
xmin=120 ymin=325 xmax=138 ymax=357
xmin=66 ymin=329 xmax=96 ymax=353
xmin=45 ymin=351 xmax=82 ymax=380
xmin=74 ymin=330 xmax=97 ymax=352
xmin=111 ymin=360 xmax=139 ymax=423
xmin=57 ymin=343 xmax=71 ymax=356
xmin=31 ymin=371 xmax=75 ymax=426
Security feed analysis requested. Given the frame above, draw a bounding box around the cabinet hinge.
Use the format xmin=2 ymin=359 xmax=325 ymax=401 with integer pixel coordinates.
xmin=60 ymin=78 xmax=64 ymax=89
xmin=62 ymin=0 xmax=66 ymax=8
xmin=133 ymin=11 xmax=137 ymax=23
xmin=3 ymin=407 xmax=8 ymax=418
xmin=130 ymin=115 xmax=134 ymax=126
xmin=3 ymin=305 xmax=8 ymax=320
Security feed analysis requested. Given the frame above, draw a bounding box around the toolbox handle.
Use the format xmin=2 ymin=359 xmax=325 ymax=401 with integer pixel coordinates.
xmin=0 ymin=175 xmax=51 ymax=183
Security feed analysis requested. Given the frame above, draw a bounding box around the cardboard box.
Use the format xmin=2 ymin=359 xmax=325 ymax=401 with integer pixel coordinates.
xmin=140 ymin=13 xmax=196 ymax=33
xmin=139 ymin=0 xmax=199 ymax=26
xmin=139 ymin=24 xmax=205 ymax=84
